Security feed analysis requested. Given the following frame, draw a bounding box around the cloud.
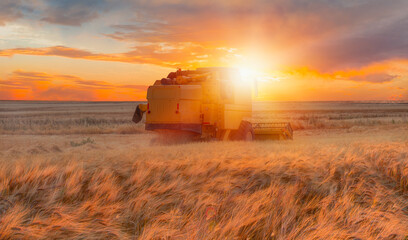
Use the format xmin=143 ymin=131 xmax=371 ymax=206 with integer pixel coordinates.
xmin=0 ymin=70 xmax=148 ymax=101
xmin=102 ymin=0 xmax=408 ymax=71
xmin=118 ymin=85 xmax=148 ymax=91
xmin=0 ymin=0 xmax=25 ymax=25
xmin=35 ymin=86 xmax=98 ymax=101
xmin=12 ymin=70 xmax=54 ymax=81
xmin=0 ymin=45 xmax=227 ymax=68
xmin=0 ymin=0 xmax=112 ymax=27
xmin=0 ymin=46 xmax=144 ymax=64
xmin=348 ymin=74 xmax=398 ymax=84
xmin=0 ymin=70 xmax=54 ymax=90
xmin=73 ymin=79 xmax=147 ymax=91
xmin=1 ymin=67 xmax=406 ymax=101
xmin=41 ymin=0 xmax=110 ymax=26
xmin=74 ymin=79 xmax=113 ymax=89
xmin=1 ymin=0 xmax=408 ymax=75
xmin=279 ymin=63 xmax=398 ymax=84
xmin=105 ymin=22 xmax=169 ymax=42
xmin=297 ymin=16 xmax=408 ymax=71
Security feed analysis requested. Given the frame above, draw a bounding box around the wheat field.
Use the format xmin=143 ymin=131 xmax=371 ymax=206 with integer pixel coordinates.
xmin=1 ymin=101 xmax=408 ymax=239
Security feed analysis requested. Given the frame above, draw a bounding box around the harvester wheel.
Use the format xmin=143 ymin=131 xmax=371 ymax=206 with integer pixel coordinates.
xmin=230 ymin=121 xmax=254 ymax=141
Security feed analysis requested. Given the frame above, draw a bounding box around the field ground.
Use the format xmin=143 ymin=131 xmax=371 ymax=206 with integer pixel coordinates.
xmin=1 ymin=101 xmax=408 ymax=239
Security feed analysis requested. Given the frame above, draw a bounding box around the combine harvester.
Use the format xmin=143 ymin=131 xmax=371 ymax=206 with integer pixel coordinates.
xmin=132 ymin=68 xmax=292 ymax=142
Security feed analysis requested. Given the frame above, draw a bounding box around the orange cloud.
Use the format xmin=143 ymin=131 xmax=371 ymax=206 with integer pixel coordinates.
xmin=255 ymin=59 xmax=408 ymax=101
xmin=2 ymin=57 xmax=408 ymax=101
xmin=1 ymin=50 xmax=407 ymax=101
xmin=0 ymin=45 xmax=229 ymax=69
xmin=1 ymin=1 xmax=407 ymax=101
xmin=0 ymin=70 xmax=148 ymax=101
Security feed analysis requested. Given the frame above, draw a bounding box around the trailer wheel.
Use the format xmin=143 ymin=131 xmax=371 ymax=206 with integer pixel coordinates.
xmin=230 ymin=121 xmax=254 ymax=141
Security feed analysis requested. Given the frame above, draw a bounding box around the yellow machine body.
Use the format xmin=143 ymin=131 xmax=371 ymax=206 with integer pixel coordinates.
xmin=133 ymin=68 xmax=292 ymax=141
xmin=145 ymin=85 xmax=203 ymax=133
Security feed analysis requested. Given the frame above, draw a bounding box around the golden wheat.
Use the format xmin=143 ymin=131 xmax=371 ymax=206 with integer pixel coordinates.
xmin=1 ymin=101 xmax=408 ymax=239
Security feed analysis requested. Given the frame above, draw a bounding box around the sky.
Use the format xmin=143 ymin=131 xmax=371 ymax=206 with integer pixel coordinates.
xmin=0 ymin=0 xmax=408 ymax=101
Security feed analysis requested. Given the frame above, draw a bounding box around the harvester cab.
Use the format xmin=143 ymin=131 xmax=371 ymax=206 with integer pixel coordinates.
xmin=133 ymin=68 xmax=293 ymax=141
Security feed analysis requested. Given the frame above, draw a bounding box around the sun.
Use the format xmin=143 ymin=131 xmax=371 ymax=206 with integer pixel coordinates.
xmin=239 ymin=67 xmax=258 ymax=80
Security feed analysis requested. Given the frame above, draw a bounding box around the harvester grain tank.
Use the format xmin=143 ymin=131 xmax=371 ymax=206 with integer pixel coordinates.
xmin=132 ymin=68 xmax=292 ymax=141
